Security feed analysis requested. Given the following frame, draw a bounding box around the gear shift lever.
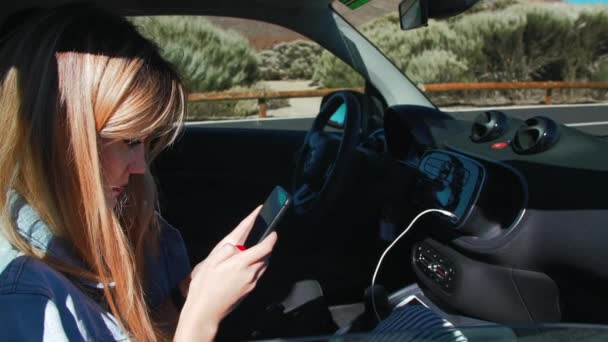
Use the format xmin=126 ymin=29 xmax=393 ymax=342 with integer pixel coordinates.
xmin=364 ymin=285 xmax=390 ymax=324
xmin=344 ymin=285 xmax=390 ymax=332
xmin=365 ymin=284 xmax=389 ymax=319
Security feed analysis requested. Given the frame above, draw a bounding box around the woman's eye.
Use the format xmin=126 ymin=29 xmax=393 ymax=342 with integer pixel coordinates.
xmin=124 ymin=139 xmax=143 ymax=147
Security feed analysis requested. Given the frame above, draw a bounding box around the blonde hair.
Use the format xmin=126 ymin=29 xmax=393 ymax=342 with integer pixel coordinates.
xmin=0 ymin=5 xmax=185 ymax=340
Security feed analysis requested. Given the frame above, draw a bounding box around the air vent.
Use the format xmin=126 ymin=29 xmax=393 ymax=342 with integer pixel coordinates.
xmin=470 ymin=110 xmax=508 ymax=142
xmin=512 ymin=116 xmax=560 ymax=154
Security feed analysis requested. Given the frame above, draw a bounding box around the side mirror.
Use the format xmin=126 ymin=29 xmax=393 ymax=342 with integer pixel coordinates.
xmin=399 ymin=0 xmax=428 ymax=30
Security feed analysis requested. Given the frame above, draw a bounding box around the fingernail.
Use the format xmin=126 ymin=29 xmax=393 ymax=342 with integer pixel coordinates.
xmin=236 ymin=245 xmax=247 ymax=251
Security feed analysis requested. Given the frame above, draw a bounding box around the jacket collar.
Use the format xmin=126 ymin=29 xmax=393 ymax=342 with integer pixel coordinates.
xmin=8 ymin=191 xmax=114 ymax=289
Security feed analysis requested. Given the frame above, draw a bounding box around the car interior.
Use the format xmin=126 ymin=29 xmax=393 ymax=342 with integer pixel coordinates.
xmin=3 ymin=0 xmax=608 ymax=340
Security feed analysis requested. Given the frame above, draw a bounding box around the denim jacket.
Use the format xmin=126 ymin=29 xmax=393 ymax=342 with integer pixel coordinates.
xmin=0 ymin=192 xmax=191 ymax=341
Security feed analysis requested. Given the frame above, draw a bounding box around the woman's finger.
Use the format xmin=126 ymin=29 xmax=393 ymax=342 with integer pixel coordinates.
xmin=238 ymin=260 xmax=268 ymax=289
xmin=255 ymin=264 xmax=268 ymax=281
xmin=207 ymin=243 xmax=239 ymax=265
xmin=239 ymin=231 xmax=277 ymax=265
xmin=224 ymin=205 xmax=262 ymax=245
xmin=209 ymin=206 xmax=262 ymax=255
xmin=251 ymin=260 xmax=268 ymax=280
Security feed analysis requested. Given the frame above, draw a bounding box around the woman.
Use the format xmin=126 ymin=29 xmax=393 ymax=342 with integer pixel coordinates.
xmin=0 ymin=4 xmax=277 ymax=341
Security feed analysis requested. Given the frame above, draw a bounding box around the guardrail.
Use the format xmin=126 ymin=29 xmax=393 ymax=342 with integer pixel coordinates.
xmin=187 ymin=82 xmax=608 ymax=118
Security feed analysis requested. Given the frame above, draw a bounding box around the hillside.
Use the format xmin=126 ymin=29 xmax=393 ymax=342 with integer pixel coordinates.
xmin=207 ymin=0 xmax=400 ymax=49
xmin=206 ymin=17 xmax=308 ymax=50
xmin=209 ymin=0 xmax=565 ymax=50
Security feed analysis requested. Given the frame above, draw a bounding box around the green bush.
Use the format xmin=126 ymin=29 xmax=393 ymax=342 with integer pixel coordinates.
xmin=406 ymin=49 xmax=470 ymax=84
xmin=311 ymin=51 xmax=364 ymax=88
xmin=312 ymin=51 xmax=365 ymax=88
xmin=131 ymin=16 xmax=289 ymax=119
xmin=511 ymin=4 xmax=576 ymax=80
xmin=367 ymin=18 xmax=476 ymax=67
xmin=592 ymin=61 xmax=608 ymax=82
xmin=258 ymin=40 xmax=323 ymax=80
xmin=451 ymin=10 xmax=528 ymax=81
xmin=451 ymin=4 xmax=600 ymax=82
xmin=313 ymin=17 xmax=478 ymax=87
xmin=466 ymin=0 xmax=522 ymax=14
xmin=131 ymin=16 xmax=259 ymax=92
xmin=566 ymin=9 xmax=608 ymax=80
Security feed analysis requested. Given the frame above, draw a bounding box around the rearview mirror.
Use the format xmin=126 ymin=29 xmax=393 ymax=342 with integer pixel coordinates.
xmin=399 ymin=0 xmax=428 ymax=30
xmin=399 ymin=0 xmax=480 ymax=30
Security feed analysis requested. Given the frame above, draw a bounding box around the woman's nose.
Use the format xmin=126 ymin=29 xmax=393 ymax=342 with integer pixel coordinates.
xmin=128 ymin=143 xmax=146 ymax=175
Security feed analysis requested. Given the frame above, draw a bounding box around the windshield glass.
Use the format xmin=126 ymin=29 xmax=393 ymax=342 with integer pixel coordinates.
xmin=332 ymin=0 xmax=608 ymax=136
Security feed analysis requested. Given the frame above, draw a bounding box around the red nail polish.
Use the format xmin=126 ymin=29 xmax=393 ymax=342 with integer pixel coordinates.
xmin=236 ymin=245 xmax=246 ymax=251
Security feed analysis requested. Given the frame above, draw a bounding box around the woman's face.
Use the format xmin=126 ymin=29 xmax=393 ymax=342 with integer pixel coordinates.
xmin=100 ymin=138 xmax=146 ymax=207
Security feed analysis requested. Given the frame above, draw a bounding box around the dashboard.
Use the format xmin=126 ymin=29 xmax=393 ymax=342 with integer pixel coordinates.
xmin=380 ymin=104 xmax=608 ymax=325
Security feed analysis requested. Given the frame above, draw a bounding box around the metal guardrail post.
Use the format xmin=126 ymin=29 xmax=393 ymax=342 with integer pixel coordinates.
xmin=258 ymin=98 xmax=267 ymax=118
xmin=545 ymin=88 xmax=553 ymax=105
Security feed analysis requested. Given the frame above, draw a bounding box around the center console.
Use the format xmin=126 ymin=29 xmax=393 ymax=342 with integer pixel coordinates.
xmin=411 ymin=239 xmax=561 ymax=324
xmin=406 ymin=150 xmax=562 ymax=324
xmin=412 ymin=149 xmax=526 ymax=240
xmin=413 ymin=242 xmax=457 ymax=292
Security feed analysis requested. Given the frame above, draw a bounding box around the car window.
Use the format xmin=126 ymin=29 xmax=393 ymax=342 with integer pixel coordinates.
xmin=336 ymin=0 xmax=608 ymax=136
xmin=130 ymin=15 xmax=364 ymax=128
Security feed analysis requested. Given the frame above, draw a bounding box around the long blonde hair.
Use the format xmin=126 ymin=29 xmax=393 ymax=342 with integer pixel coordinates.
xmin=0 ymin=5 xmax=185 ymax=340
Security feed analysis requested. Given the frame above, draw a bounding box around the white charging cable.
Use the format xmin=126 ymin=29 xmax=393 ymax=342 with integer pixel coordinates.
xmin=371 ymin=209 xmax=457 ymax=322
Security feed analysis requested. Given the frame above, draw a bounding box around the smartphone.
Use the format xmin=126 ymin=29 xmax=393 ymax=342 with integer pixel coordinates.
xmin=243 ymin=185 xmax=291 ymax=248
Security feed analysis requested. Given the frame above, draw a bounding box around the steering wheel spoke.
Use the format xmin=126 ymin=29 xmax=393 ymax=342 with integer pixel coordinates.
xmin=324 ymin=162 xmax=335 ymax=181
xmin=293 ymin=183 xmax=318 ymax=214
xmin=292 ymin=91 xmax=361 ymax=218
xmin=307 ymin=131 xmax=321 ymax=149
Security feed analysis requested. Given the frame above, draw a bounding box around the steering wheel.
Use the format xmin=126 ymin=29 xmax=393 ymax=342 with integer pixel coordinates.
xmin=292 ymin=91 xmax=361 ymax=216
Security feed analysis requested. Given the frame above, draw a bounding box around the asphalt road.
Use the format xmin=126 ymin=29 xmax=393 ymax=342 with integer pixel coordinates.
xmin=189 ymin=104 xmax=608 ymax=136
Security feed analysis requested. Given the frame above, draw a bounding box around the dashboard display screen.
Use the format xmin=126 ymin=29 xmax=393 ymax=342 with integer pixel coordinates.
xmin=416 ymin=151 xmax=484 ymax=225
xmin=328 ymin=103 xmax=347 ymax=127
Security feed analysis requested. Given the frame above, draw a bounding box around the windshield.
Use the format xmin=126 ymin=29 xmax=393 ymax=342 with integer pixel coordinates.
xmin=131 ymin=0 xmax=608 ymax=134
xmin=332 ymin=0 xmax=608 ymax=136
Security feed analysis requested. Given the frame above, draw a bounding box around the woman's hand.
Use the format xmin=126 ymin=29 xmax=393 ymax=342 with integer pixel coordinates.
xmin=174 ymin=207 xmax=277 ymax=342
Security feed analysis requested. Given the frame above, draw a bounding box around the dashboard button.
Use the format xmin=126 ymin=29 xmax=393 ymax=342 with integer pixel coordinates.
xmin=491 ymin=141 xmax=509 ymax=149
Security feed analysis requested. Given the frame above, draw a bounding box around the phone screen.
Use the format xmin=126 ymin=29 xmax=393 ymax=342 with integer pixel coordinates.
xmin=244 ymin=186 xmax=291 ymax=248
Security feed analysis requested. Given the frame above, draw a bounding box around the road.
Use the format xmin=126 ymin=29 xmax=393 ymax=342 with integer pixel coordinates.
xmin=189 ymin=103 xmax=608 ymax=136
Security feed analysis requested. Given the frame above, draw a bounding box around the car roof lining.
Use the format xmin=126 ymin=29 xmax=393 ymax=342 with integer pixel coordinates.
xmin=0 ymin=0 xmax=334 ymax=24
